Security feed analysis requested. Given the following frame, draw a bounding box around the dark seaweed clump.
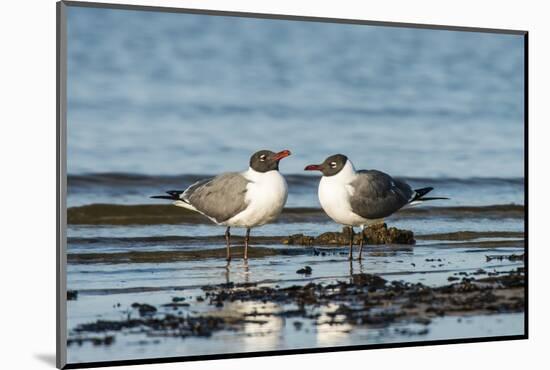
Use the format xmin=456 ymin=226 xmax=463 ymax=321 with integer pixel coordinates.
xmin=71 ymin=315 xmax=236 ymax=339
xmin=486 ymin=254 xmax=524 ymax=262
xmin=67 ymin=336 xmax=114 ymax=347
xmin=296 ymin=266 xmax=313 ymax=275
xmin=201 ymin=269 xmax=524 ymax=326
xmin=131 ymin=303 xmax=157 ymax=316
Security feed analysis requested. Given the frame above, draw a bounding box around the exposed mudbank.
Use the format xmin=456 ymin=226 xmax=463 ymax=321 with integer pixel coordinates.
xmin=68 ymin=230 xmax=524 ymax=250
xmin=67 ymin=240 xmax=522 ymax=265
xmin=416 ymin=231 xmax=524 ymax=241
xmin=67 ymin=203 xmax=525 ymax=225
xmin=67 ymin=246 xmax=301 ymax=264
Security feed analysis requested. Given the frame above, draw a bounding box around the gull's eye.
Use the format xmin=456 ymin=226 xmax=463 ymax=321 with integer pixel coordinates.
xmin=330 ymin=162 xmax=337 ymax=168
xmin=260 ymin=154 xmax=266 ymax=161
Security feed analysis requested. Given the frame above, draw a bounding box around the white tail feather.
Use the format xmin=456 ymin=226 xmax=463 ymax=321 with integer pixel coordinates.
xmin=173 ymin=200 xmax=198 ymax=212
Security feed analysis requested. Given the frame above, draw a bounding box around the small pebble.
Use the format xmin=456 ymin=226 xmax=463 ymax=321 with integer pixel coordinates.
xmin=296 ymin=266 xmax=313 ymax=275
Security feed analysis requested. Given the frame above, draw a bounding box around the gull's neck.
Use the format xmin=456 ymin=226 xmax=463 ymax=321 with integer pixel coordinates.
xmin=244 ymin=167 xmax=279 ymax=181
xmin=325 ymin=160 xmax=356 ymax=183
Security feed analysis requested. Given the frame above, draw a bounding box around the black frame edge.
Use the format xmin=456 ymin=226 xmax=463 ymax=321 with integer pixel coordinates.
xmin=62 ymin=0 xmax=527 ymax=35
xmin=57 ymin=1 xmax=68 ymax=368
xmin=523 ymin=32 xmax=530 ymax=339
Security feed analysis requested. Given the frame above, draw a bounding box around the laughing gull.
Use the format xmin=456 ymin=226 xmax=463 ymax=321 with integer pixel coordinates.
xmin=305 ymin=154 xmax=447 ymax=260
xmin=152 ymin=149 xmax=291 ymax=261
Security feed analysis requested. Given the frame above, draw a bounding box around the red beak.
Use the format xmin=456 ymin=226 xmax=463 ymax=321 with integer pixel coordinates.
xmin=304 ymin=164 xmax=322 ymax=171
xmin=273 ymin=149 xmax=291 ymax=161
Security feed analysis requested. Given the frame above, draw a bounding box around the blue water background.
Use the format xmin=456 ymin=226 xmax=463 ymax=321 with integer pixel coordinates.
xmin=67 ymin=7 xmax=525 ymax=179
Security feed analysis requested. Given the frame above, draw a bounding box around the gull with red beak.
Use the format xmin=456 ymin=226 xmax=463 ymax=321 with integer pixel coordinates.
xmin=152 ymin=149 xmax=291 ymax=261
xmin=305 ymin=154 xmax=447 ymax=260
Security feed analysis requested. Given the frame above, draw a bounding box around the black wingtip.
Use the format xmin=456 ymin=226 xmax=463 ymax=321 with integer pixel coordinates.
xmin=151 ymin=190 xmax=185 ymax=201
xmin=166 ymin=190 xmax=184 ymax=197
xmin=420 ymin=196 xmax=450 ymax=201
xmin=414 ymin=187 xmax=433 ymax=197
xmin=150 ymin=195 xmax=176 ymax=200
xmin=412 ymin=187 xmax=449 ymax=202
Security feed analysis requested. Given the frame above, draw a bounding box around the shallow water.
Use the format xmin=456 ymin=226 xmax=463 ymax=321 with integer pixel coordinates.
xmin=68 ymin=174 xmax=524 ymax=208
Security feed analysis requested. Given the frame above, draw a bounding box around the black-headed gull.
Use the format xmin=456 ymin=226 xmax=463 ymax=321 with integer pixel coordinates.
xmin=153 ymin=149 xmax=291 ymax=261
xmin=305 ymin=154 xmax=447 ymax=260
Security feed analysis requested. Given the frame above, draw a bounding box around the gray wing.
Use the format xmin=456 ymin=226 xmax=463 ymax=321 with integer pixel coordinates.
xmin=349 ymin=170 xmax=413 ymax=219
xmin=182 ymin=172 xmax=250 ymax=223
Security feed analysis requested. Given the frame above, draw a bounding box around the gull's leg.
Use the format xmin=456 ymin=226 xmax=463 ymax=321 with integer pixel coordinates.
xmin=225 ymin=226 xmax=231 ymax=262
xmin=244 ymin=227 xmax=251 ymax=260
xmin=243 ymin=259 xmax=250 ymax=283
xmin=348 ymin=226 xmax=354 ymax=261
xmin=358 ymin=225 xmax=365 ymax=261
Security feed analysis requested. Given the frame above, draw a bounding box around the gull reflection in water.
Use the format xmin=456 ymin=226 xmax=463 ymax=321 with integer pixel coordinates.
xmin=315 ymin=303 xmax=354 ymax=347
xmin=217 ymin=261 xmax=284 ymax=351
xmin=224 ymin=259 xmax=251 ymax=284
xmin=208 ymin=299 xmax=285 ymax=352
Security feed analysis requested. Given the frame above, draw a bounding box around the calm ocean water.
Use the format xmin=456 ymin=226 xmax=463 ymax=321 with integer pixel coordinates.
xmin=67 ymin=7 xmax=525 ymax=179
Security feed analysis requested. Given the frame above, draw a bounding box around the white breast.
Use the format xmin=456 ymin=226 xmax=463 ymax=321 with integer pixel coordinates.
xmin=318 ymin=161 xmax=368 ymax=227
xmin=225 ymin=168 xmax=288 ymax=228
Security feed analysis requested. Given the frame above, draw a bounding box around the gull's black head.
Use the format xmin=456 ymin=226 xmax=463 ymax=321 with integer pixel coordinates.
xmin=250 ymin=149 xmax=291 ymax=173
xmin=304 ymin=154 xmax=348 ymax=176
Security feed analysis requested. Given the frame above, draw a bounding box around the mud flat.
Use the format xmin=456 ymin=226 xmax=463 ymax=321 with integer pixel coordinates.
xmin=67 ymin=226 xmax=524 ymax=264
xmin=68 ymin=269 xmax=524 ymax=346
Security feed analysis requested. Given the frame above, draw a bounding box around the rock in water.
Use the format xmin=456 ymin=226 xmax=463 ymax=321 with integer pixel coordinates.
xmin=283 ymin=234 xmax=314 ymax=245
xmin=283 ymin=224 xmax=414 ymax=246
xmin=316 ymin=224 xmax=414 ymax=245
xmin=363 ymin=223 xmax=415 ymax=244
xmin=313 ymin=231 xmax=350 ymax=245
